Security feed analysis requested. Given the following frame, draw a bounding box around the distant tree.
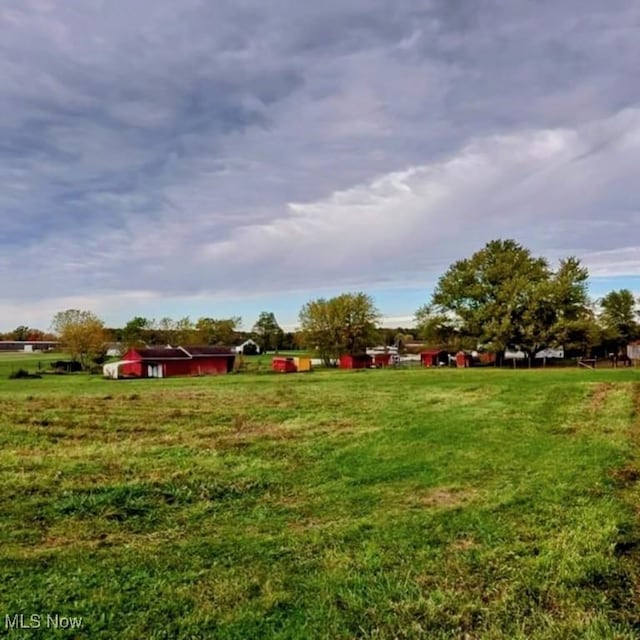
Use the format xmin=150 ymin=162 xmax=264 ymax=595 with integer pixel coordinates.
xmin=156 ymin=317 xmax=175 ymax=345
xmin=414 ymin=306 xmax=466 ymax=350
xmin=425 ymin=239 xmax=592 ymax=361
xmin=11 ymin=325 xmax=30 ymax=341
xmin=26 ymin=328 xmax=48 ymax=341
xmin=598 ymin=289 xmax=639 ymax=350
xmin=173 ymin=317 xmax=197 ymax=345
xmin=195 ymin=317 xmax=242 ymax=345
xmin=520 ymin=256 xmax=591 ymax=357
xmin=377 ymin=327 xmax=414 ymax=348
xmin=280 ymin=331 xmax=298 ymax=351
xmin=50 ymin=309 xmax=107 ymax=370
xmin=122 ymin=316 xmax=152 ymax=348
xmin=252 ymin=312 xmax=284 ymax=352
xmin=299 ymin=292 xmax=380 ymax=366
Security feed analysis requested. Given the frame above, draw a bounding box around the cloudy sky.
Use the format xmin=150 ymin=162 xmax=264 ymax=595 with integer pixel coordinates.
xmin=2 ymin=0 xmax=640 ymax=331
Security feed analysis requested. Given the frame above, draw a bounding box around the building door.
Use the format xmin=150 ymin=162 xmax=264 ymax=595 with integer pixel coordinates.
xmin=147 ymin=364 xmax=164 ymax=378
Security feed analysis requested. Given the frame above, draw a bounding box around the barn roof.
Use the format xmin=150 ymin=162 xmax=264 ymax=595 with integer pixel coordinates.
xmin=185 ymin=346 xmax=234 ymax=356
xmin=132 ymin=348 xmax=189 ymax=359
xmin=127 ymin=346 xmax=235 ymax=360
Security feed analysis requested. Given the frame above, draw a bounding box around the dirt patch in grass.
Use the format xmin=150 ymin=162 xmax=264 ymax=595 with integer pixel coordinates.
xmin=395 ymin=486 xmax=479 ymax=510
xmin=630 ymin=382 xmax=640 ymax=442
xmin=589 ymin=382 xmax=615 ymax=412
xmin=610 ymin=465 xmax=640 ymax=487
xmin=449 ymin=537 xmax=478 ymax=552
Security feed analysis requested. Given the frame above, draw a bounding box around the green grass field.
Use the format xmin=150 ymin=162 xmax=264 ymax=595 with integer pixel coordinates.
xmin=1 ymin=355 xmax=640 ymax=638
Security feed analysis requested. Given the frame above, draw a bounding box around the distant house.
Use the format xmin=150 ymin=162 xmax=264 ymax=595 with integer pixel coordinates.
xmin=504 ymin=348 xmax=527 ymax=360
xmin=627 ymin=341 xmax=640 ymax=363
xmin=104 ymin=346 xmax=236 ymax=379
xmin=0 ymin=340 xmax=58 ymax=352
xmin=235 ymin=339 xmax=260 ymax=355
xmin=534 ymin=347 xmax=564 ymax=360
xmin=105 ymin=342 xmax=123 ymax=357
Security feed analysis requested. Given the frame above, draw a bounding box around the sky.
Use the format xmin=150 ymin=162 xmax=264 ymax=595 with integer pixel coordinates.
xmin=1 ymin=0 xmax=640 ymax=332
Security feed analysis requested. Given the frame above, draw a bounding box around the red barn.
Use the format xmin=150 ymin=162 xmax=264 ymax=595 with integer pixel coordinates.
xmin=420 ymin=350 xmax=449 ymax=367
xmin=339 ymin=354 xmax=372 ymax=369
xmin=119 ymin=346 xmax=236 ymax=378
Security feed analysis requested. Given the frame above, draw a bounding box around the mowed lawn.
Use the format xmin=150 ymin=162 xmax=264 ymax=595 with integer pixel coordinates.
xmin=1 ymin=360 xmax=640 ymax=639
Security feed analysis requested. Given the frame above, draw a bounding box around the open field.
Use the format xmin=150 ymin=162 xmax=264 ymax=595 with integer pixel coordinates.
xmin=2 ymin=364 xmax=640 ymax=638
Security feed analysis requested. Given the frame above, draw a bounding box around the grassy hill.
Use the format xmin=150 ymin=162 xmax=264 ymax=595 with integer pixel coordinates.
xmin=1 ymin=366 xmax=640 ymax=638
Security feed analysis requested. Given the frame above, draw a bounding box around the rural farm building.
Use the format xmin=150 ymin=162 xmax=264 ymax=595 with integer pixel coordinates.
xmin=372 ymin=353 xmax=393 ymax=367
xmin=271 ymin=356 xmax=312 ymax=373
xmin=455 ymin=351 xmax=474 ymax=368
xmin=420 ymin=349 xmax=449 ymax=367
xmin=627 ymin=341 xmax=640 ymax=363
xmin=293 ymin=356 xmax=312 ymax=371
xmin=235 ymin=339 xmax=260 ymax=354
xmin=104 ymin=346 xmax=236 ymax=379
xmin=339 ymin=354 xmax=373 ymax=369
xmin=272 ymin=356 xmax=297 ymax=373
xmin=0 ymin=340 xmax=58 ymax=352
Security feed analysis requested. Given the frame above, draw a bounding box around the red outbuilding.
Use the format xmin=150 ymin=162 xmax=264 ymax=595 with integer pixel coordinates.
xmin=339 ymin=354 xmax=372 ymax=369
xmin=272 ymin=357 xmax=297 ymax=373
xmin=455 ymin=351 xmax=474 ymax=368
xmin=119 ymin=346 xmax=236 ymax=378
xmin=372 ymin=353 xmax=393 ymax=367
xmin=420 ymin=350 xmax=449 ymax=367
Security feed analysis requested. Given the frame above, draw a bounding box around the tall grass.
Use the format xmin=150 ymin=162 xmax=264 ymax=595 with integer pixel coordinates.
xmin=1 ymin=367 xmax=639 ymax=638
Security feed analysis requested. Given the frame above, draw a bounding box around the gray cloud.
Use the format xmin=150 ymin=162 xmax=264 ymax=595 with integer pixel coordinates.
xmin=1 ymin=0 xmax=640 ymax=327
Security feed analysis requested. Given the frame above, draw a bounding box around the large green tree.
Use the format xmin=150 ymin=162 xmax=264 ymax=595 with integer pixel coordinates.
xmin=121 ymin=316 xmax=153 ymax=348
xmin=195 ymin=317 xmax=241 ymax=345
xmin=252 ymin=312 xmax=283 ymax=352
xmin=520 ymin=256 xmax=591 ymax=357
xmin=299 ymin=292 xmax=380 ymax=366
xmin=422 ymin=239 xmax=592 ymax=360
xmin=598 ymin=289 xmax=639 ymax=349
xmin=51 ymin=309 xmax=108 ymax=369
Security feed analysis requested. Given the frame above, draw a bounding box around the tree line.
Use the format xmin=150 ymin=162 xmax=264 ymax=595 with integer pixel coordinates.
xmin=5 ymin=239 xmax=639 ymax=368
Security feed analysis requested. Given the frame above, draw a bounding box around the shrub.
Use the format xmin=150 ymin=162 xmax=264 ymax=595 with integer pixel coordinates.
xmin=8 ymin=368 xmax=42 ymax=380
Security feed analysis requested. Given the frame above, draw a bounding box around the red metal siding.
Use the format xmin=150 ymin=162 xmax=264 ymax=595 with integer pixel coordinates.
xmin=339 ymin=354 xmax=372 ymax=369
xmin=455 ymin=352 xmax=473 ymax=368
xmin=121 ymin=360 xmax=144 ymax=377
xmin=272 ymin=357 xmax=297 ymax=373
xmin=121 ymin=349 xmax=143 ymax=377
xmin=190 ymin=357 xmax=234 ymax=375
xmin=164 ymin=360 xmax=193 ymax=376
xmin=420 ymin=350 xmax=448 ymax=367
xmin=372 ymin=353 xmax=391 ymax=367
